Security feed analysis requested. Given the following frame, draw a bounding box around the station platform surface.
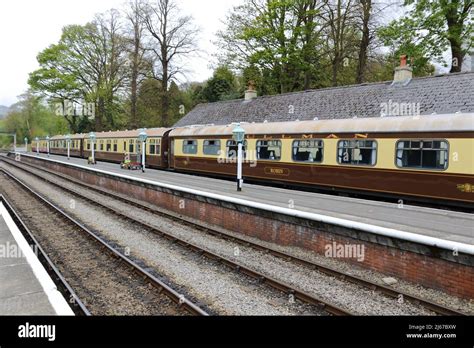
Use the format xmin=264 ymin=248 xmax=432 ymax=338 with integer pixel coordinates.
xmin=0 ymin=201 xmax=73 ymax=315
xmin=16 ymin=152 xmax=474 ymax=246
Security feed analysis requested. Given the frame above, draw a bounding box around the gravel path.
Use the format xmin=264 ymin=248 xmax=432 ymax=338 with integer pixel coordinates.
xmin=1 ymin=162 xmax=322 ymax=316
xmin=3 ymin=160 xmax=453 ymax=315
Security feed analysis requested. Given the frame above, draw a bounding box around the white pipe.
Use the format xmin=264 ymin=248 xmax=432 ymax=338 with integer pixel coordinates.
xmin=237 ymin=142 xmax=243 ymax=191
xmin=142 ymin=141 xmax=146 ymax=172
xmin=17 ymin=153 xmax=474 ymax=255
xmin=91 ymin=142 xmax=95 ymax=163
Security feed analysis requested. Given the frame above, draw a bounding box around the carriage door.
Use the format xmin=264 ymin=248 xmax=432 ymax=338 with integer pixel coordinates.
xmin=169 ymin=139 xmax=175 ymax=168
xmin=136 ymin=140 xmax=141 ymax=163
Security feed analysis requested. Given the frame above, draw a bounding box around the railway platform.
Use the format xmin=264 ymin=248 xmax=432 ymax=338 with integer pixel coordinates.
xmin=24 ymin=152 xmax=474 ymax=245
xmin=0 ymin=199 xmax=73 ymax=315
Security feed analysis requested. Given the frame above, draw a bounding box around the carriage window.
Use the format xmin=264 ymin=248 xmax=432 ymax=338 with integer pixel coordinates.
xmin=129 ymin=140 xmax=134 ymax=153
xmin=86 ymin=141 xmax=90 ymax=150
xmin=226 ymin=140 xmax=247 ymax=159
xmin=182 ymin=140 xmax=197 ymax=154
xmin=396 ymin=140 xmax=448 ymax=170
xmin=203 ymin=140 xmax=221 ymax=156
xmin=338 ymin=140 xmax=377 ymax=166
xmin=106 ymin=140 xmax=111 ymax=152
xmin=257 ymin=140 xmax=281 ymax=160
xmin=149 ymin=139 xmax=161 ymax=155
xmin=149 ymin=139 xmax=155 ymax=155
xmin=99 ymin=141 xmax=104 ymax=151
xmin=292 ymin=140 xmax=324 ymax=163
xmin=113 ymin=140 xmax=117 ymax=152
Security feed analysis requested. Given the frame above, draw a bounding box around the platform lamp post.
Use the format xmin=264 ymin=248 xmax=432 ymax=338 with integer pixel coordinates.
xmin=24 ymin=137 xmax=28 ymax=152
xmin=232 ymin=124 xmax=245 ymax=192
xmin=138 ymin=129 xmax=147 ymax=173
xmin=66 ymin=134 xmax=71 ymax=160
xmin=89 ymin=132 xmax=96 ymax=164
xmin=46 ymin=136 xmax=50 ymax=157
xmin=35 ymin=137 xmax=39 ymax=155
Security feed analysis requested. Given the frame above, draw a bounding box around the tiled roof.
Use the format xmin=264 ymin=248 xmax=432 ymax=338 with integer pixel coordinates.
xmin=174 ymin=72 xmax=474 ymax=127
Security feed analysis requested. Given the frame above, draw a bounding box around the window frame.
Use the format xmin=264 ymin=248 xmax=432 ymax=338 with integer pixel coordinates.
xmin=149 ymin=139 xmax=156 ymax=155
xmin=394 ymin=139 xmax=449 ymax=171
xmin=182 ymin=139 xmax=198 ymax=155
xmin=256 ymin=139 xmax=282 ymax=161
xmin=106 ymin=139 xmax=112 ymax=152
xmin=292 ymin=139 xmax=324 ymax=163
xmin=337 ymin=139 xmax=378 ymax=167
xmin=203 ymin=139 xmax=221 ymax=156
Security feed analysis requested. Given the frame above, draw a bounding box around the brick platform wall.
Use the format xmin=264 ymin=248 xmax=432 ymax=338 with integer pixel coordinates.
xmin=20 ymin=155 xmax=474 ymax=299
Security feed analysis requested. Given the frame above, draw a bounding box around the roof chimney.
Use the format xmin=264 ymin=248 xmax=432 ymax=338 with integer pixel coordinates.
xmin=244 ymin=80 xmax=257 ymax=101
xmin=392 ymin=55 xmax=413 ymax=85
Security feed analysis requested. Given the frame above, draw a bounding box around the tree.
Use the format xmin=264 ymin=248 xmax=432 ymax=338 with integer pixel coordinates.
xmin=124 ymin=0 xmax=152 ymax=129
xmin=28 ymin=41 xmax=85 ymax=133
xmin=217 ymin=0 xmax=330 ymax=94
xmin=379 ymin=0 xmax=473 ymax=73
xmin=0 ymin=92 xmax=68 ymax=148
xmin=136 ymin=79 xmax=197 ymax=127
xmin=139 ymin=0 xmax=200 ymax=126
xmin=201 ymin=66 xmax=240 ymax=102
xmin=322 ymin=0 xmax=360 ymax=86
xmin=355 ymin=0 xmax=372 ymax=83
xmin=29 ymin=10 xmax=128 ymax=132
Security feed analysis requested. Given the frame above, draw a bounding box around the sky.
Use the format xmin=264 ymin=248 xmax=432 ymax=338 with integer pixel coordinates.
xmin=0 ymin=0 xmax=242 ymax=106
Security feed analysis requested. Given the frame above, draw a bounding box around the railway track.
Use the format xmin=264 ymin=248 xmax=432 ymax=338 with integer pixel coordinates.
xmin=0 ymin=194 xmax=90 ymax=316
xmin=0 ymin=167 xmax=208 ymax=316
xmin=1 ymin=156 xmax=352 ymax=316
xmin=4 ymin=155 xmax=467 ymax=316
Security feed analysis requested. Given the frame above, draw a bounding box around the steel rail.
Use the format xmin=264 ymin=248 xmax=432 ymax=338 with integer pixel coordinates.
xmin=4 ymin=156 xmax=467 ymax=316
xmin=1 ymin=158 xmax=352 ymax=316
xmin=0 ymin=167 xmax=208 ymax=316
xmin=0 ymin=193 xmax=90 ymax=316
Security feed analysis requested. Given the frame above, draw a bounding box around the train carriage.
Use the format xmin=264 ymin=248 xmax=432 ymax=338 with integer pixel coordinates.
xmin=168 ymin=113 xmax=474 ymax=207
xmin=49 ymin=134 xmax=85 ymax=158
xmin=32 ymin=138 xmax=51 ymax=154
xmin=81 ymin=128 xmax=171 ymax=169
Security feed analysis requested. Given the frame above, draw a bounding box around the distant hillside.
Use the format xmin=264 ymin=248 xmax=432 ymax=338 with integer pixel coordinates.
xmin=0 ymin=105 xmax=10 ymax=118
